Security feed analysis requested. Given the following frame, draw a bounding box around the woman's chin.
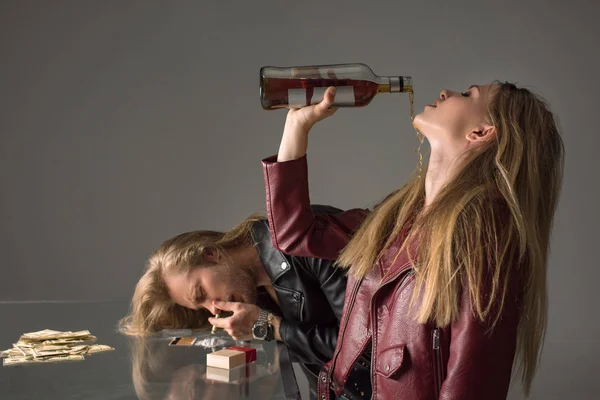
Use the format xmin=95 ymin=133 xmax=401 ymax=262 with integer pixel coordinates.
xmin=411 ymin=119 xmax=426 ymax=136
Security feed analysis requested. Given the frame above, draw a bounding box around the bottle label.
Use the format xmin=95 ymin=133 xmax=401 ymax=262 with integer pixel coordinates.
xmin=288 ymin=86 xmax=355 ymax=108
xmin=312 ymin=86 xmax=355 ymax=106
xmin=288 ymin=88 xmax=308 ymax=108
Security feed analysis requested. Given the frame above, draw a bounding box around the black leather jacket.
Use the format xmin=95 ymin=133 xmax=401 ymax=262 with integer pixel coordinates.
xmin=250 ymin=205 xmax=347 ymax=366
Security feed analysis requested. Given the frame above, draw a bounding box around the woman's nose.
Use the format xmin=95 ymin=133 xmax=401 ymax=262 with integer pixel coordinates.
xmin=440 ymin=89 xmax=449 ymax=100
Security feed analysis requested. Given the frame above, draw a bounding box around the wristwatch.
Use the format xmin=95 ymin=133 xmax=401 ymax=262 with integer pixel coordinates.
xmin=252 ymin=309 xmax=273 ymax=341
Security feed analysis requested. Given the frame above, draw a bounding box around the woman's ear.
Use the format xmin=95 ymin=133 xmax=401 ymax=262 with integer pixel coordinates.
xmin=466 ymin=123 xmax=496 ymax=144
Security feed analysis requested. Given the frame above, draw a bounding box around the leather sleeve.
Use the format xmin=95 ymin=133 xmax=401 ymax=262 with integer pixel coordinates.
xmin=262 ymin=154 xmax=368 ymax=260
xmin=439 ymin=277 xmax=520 ymax=400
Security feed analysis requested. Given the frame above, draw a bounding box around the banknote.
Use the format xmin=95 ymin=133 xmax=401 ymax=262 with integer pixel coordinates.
xmin=2 ymin=329 xmax=113 ymax=367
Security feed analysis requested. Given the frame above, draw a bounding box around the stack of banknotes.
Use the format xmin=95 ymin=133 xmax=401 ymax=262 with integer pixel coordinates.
xmin=1 ymin=329 xmax=113 ymax=366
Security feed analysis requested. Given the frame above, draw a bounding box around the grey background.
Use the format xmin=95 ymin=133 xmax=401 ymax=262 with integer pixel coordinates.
xmin=0 ymin=0 xmax=597 ymax=398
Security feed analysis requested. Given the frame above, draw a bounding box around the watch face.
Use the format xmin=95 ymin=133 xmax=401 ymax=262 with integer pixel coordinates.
xmin=253 ymin=324 xmax=267 ymax=339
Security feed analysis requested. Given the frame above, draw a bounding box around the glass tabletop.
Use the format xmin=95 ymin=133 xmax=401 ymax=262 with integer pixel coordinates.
xmin=0 ymin=302 xmax=300 ymax=400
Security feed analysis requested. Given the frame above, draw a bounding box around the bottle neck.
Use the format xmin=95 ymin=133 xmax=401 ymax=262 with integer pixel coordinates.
xmin=377 ymin=76 xmax=408 ymax=93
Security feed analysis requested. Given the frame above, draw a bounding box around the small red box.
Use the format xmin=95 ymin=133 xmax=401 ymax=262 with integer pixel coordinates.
xmin=226 ymin=346 xmax=257 ymax=363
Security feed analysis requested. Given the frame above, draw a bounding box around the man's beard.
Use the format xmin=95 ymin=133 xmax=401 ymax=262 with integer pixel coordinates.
xmin=223 ymin=264 xmax=257 ymax=305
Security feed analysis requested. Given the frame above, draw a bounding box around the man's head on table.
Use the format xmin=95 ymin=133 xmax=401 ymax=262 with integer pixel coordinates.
xmin=120 ymin=215 xmax=271 ymax=336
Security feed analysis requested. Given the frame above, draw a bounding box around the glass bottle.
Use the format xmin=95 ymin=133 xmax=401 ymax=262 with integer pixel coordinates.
xmin=260 ymin=63 xmax=412 ymax=110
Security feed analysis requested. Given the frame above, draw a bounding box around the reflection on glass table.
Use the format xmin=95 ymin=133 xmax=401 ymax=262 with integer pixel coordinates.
xmin=0 ymin=302 xmax=300 ymax=400
xmin=130 ymin=331 xmax=286 ymax=400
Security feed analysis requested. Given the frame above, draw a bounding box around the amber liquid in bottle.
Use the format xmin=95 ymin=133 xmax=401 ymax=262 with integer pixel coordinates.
xmin=260 ymin=64 xmax=423 ymax=174
xmin=261 ymin=77 xmax=394 ymax=109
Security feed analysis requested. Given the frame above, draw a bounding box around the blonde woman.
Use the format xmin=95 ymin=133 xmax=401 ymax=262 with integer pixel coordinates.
xmin=262 ymin=83 xmax=564 ymax=399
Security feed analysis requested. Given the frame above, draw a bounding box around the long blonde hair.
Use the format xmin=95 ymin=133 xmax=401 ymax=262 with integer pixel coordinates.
xmin=119 ymin=214 xmax=265 ymax=335
xmin=337 ymin=82 xmax=564 ymax=395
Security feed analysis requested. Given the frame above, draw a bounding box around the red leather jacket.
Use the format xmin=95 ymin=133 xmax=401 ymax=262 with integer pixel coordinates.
xmin=262 ymin=155 xmax=521 ymax=400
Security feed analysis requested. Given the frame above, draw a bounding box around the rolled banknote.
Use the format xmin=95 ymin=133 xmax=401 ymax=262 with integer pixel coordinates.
xmin=211 ymin=313 xmax=221 ymax=334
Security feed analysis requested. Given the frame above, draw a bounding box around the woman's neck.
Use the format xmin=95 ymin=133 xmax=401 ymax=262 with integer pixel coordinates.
xmin=424 ymin=147 xmax=469 ymax=209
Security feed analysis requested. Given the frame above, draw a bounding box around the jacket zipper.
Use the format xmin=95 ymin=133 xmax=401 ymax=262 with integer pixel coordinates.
xmin=328 ymin=277 xmax=363 ymax=391
xmin=298 ymin=293 xmax=304 ymax=320
xmin=432 ymin=327 xmax=444 ymax=398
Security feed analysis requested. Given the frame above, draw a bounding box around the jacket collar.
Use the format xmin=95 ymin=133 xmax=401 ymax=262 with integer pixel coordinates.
xmin=250 ymin=219 xmax=291 ymax=283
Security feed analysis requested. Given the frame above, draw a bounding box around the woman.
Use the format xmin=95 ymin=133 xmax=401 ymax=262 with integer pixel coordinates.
xmin=261 ymin=83 xmax=564 ymax=399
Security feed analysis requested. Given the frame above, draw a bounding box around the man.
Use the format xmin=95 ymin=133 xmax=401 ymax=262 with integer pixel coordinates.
xmin=120 ymin=206 xmax=370 ymax=399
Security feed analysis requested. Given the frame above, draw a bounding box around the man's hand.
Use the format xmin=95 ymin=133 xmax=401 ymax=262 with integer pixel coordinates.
xmin=207 ymin=300 xmax=260 ymax=340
